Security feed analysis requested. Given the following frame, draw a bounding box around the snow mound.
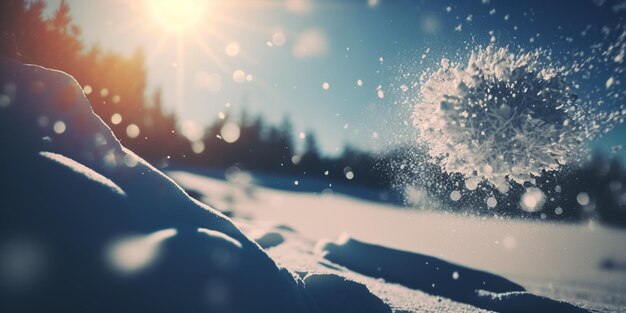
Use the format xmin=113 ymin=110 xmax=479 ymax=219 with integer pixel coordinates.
xmin=413 ymin=46 xmax=585 ymax=191
xmin=39 ymin=151 xmax=126 ymax=196
xmin=303 ymin=273 xmax=392 ymax=313
xmin=320 ymin=236 xmax=590 ymax=312
xmin=256 ymin=231 xmax=285 ymax=249
xmin=474 ymin=290 xmax=591 ymax=313
xmin=0 ymin=58 xmax=319 ymax=312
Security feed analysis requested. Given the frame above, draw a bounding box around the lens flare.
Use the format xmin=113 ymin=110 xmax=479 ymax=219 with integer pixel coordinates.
xmin=149 ymin=0 xmax=205 ymax=31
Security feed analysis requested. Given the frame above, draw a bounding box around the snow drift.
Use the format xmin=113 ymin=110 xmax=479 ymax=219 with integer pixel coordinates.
xmin=0 ymin=58 xmax=321 ymax=312
xmin=321 ymin=236 xmax=589 ymax=312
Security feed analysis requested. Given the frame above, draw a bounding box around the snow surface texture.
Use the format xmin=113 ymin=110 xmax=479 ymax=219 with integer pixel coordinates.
xmin=0 ymin=58 xmax=325 ymax=312
xmin=321 ymin=237 xmax=588 ymax=312
xmin=170 ymin=170 xmax=626 ymax=312
xmin=413 ymin=45 xmax=620 ymax=192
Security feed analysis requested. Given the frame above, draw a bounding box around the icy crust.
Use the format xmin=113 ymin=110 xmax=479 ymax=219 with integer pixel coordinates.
xmin=0 ymin=58 xmax=320 ymax=312
xmin=413 ymin=46 xmax=586 ymax=191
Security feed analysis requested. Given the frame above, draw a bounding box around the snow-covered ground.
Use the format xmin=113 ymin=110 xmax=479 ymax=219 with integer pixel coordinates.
xmin=4 ymin=58 xmax=623 ymax=312
xmin=168 ymin=170 xmax=626 ymax=312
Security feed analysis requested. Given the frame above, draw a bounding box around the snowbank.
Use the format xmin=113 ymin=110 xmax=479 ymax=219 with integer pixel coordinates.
xmin=303 ymin=273 xmax=392 ymax=313
xmin=321 ymin=236 xmax=588 ymax=312
xmin=0 ymin=58 xmax=324 ymax=312
xmin=169 ymin=170 xmax=626 ymax=312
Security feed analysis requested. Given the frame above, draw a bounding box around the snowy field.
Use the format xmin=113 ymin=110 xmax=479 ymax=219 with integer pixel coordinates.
xmin=168 ymin=170 xmax=626 ymax=312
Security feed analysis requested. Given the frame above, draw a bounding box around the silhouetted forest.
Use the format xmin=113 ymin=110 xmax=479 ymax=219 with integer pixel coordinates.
xmin=2 ymin=0 xmax=625 ymax=226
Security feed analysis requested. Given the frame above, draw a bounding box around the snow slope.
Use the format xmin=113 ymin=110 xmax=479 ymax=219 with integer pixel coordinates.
xmin=0 ymin=58 xmax=320 ymax=312
xmin=168 ymin=170 xmax=626 ymax=312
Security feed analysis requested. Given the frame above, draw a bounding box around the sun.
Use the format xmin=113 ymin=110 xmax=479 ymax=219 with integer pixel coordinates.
xmin=149 ymin=0 xmax=206 ymax=31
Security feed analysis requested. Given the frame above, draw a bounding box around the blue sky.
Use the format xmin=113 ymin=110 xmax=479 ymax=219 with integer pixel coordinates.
xmin=44 ymin=0 xmax=625 ymax=158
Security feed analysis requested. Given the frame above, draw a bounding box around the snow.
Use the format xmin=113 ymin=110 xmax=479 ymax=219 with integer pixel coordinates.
xmin=0 ymin=58 xmax=320 ymax=312
xmin=2 ymin=57 xmax=625 ymax=312
xmin=303 ymin=273 xmax=392 ymax=313
xmin=106 ymin=228 xmax=177 ymax=274
xmin=169 ymin=170 xmax=626 ymax=312
xmin=39 ymin=151 xmax=126 ymax=196
xmin=412 ymin=45 xmax=622 ymax=192
xmin=520 ymin=187 xmax=545 ymax=212
xmin=255 ymin=231 xmax=285 ymax=249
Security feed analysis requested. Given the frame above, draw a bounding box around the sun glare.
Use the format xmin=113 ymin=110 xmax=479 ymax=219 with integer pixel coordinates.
xmin=149 ymin=0 xmax=206 ymax=31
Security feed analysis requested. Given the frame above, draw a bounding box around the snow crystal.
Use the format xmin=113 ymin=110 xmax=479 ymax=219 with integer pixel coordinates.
xmin=413 ymin=46 xmax=590 ymax=191
xmin=357 ymin=79 xmax=363 ymax=87
xmin=486 ymin=197 xmax=497 ymax=208
xmin=615 ymin=50 xmax=624 ymax=63
xmin=191 ymin=141 xmax=205 ymax=154
xmin=53 ymin=121 xmax=66 ymax=134
xmin=450 ymin=190 xmax=462 ymax=201
xmin=111 ymin=113 xmax=122 ymax=125
xmin=440 ymin=58 xmax=449 ymax=69
xmin=520 ymin=187 xmax=545 ymax=212
xmin=291 ymin=155 xmax=301 ymax=165
xmin=272 ymin=32 xmax=286 ymax=46
xmin=606 ymin=76 xmax=614 ymax=89
xmin=322 ymin=82 xmax=330 ymax=90
xmin=344 ymin=167 xmax=355 ymax=180
xmin=376 ymin=85 xmax=385 ymax=99
xmin=126 ymin=124 xmax=140 ymax=139
xmin=225 ymin=42 xmax=240 ymax=57
xmin=464 ymin=177 xmax=478 ymax=191
xmin=181 ymin=120 xmax=204 ymax=142
xmin=232 ymin=70 xmax=246 ymax=83
xmin=452 ymin=271 xmax=459 ymax=280
xmin=220 ymin=122 xmax=240 ymax=143
xmin=576 ymin=192 xmax=590 ymax=206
